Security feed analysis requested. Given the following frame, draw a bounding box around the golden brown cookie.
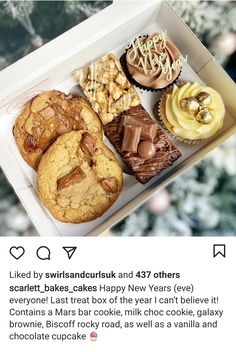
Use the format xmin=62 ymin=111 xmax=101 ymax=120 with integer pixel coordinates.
xmin=37 ymin=131 xmax=123 ymax=223
xmin=13 ymin=90 xmax=102 ymax=170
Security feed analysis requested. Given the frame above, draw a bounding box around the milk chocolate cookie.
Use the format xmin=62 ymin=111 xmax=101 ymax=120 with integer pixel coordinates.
xmin=13 ymin=90 xmax=102 ymax=170
xmin=37 ymin=131 xmax=123 ymax=223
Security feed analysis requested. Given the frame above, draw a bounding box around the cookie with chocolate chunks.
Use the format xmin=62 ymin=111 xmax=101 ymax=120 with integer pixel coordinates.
xmin=104 ymin=105 xmax=182 ymax=184
xmin=13 ymin=90 xmax=103 ymax=170
xmin=37 ymin=131 xmax=123 ymax=223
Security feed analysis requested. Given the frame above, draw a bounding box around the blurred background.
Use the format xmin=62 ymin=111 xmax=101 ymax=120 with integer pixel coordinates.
xmin=0 ymin=0 xmax=235 ymax=237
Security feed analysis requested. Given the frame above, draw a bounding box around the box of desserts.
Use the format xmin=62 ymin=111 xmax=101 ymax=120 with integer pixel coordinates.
xmin=0 ymin=1 xmax=235 ymax=236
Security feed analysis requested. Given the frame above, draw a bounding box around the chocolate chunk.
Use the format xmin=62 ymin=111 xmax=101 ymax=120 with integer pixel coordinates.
xmin=141 ymin=124 xmax=158 ymax=142
xmin=80 ymin=132 xmax=97 ymax=156
xmin=83 ymin=156 xmax=93 ymax=167
xmin=122 ymin=125 xmax=141 ymax=153
xmin=118 ymin=115 xmax=141 ymax=133
xmin=100 ymin=177 xmax=118 ymax=193
xmin=119 ymin=114 xmax=158 ymax=142
xmin=24 ymin=135 xmax=38 ymax=152
xmin=104 ymin=105 xmax=182 ymax=184
xmin=138 ymin=141 xmax=156 ymax=159
xmin=118 ymin=116 xmax=125 ymax=134
xmin=57 ymin=166 xmax=86 ymax=190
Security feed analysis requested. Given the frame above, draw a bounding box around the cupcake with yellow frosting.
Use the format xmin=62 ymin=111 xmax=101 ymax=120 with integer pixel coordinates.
xmin=159 ymin=82 xmax=225 ymax=143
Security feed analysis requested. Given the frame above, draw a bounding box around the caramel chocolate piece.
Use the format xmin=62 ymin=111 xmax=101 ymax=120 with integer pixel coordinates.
xmin=122 ymin=125 xmax=141 ymax=153
xmin=138 ymin=141 xmax=156 ymax=159
xmin=141 ymin=124 xmax=158 ymax=142
xmin=100 ymin=177 xmax=118 ymax=193
xmin=83 ymin=155 xmax=93 ymax=167
xmin=24 ymin=135 xmax=38 ymax=152
xmin=104 ymin=105 xmax=182 ymax=184
xmin=119 ymin=115 xmax=158 ymax=142
xmin=80 ymin=132 xmax=97 ymax=156
xmin=57 ymin=166 xmax=86 ymax=190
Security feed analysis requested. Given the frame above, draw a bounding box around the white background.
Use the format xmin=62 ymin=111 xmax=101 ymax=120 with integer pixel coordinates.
xmin=0 ymin=237 xmax=235 ymax=352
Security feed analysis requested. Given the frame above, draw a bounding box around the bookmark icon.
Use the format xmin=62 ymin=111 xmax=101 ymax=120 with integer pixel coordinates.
xmin=213 ymin=244 xmax=226 ymax=258
xmin=63 ymin=246 xmax=77 ymax=260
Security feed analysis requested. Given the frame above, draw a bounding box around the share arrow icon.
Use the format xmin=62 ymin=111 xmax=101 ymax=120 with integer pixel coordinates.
xmin=63 ymin=247 xmax=77 ymax=260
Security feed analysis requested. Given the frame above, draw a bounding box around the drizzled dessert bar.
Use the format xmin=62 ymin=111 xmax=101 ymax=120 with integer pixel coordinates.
xmin=73 ymin=53 xmax=141 ymax=125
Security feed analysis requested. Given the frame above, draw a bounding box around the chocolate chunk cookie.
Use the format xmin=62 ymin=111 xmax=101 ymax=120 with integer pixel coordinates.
xmin=13 ymin=90 xmax=102 ymax=170
xmin=37 ymin=131 xmax=123 ymax=223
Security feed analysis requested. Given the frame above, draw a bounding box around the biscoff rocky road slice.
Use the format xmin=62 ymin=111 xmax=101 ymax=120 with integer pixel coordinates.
xmin=37 ymin=131 xmax=123 ymax=223
xmin=73 ymin=54 xmax=141 ymax=125
xmin=13 ymin=90 xmax=102 ymax=170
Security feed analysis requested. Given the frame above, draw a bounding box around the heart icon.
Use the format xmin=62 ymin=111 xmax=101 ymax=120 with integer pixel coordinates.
xmin=10 ymin=246 xmax=25 ymax=260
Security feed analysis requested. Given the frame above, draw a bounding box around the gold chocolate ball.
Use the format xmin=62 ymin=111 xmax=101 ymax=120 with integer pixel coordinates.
xmin=197 ymin=92 xmax=212 ymax=107
xmin=196 ymin=109 xmax=213 ymax=124
xmin=180 ymin=97 xmax=200 ymax=114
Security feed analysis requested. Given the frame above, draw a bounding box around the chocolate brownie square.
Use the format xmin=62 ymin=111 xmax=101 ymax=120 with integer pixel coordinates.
xmin=104 ymin=105 xmax=182 ymax=184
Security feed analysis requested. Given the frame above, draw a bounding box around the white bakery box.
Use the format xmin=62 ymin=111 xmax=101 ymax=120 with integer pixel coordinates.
xmin=0 ymin=1 xmax=235 ymax=236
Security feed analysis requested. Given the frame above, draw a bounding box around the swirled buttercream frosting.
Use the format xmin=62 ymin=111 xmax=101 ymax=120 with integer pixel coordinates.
xmin=162 ymin=82 xmax=225 ymax=141
xmin=126 ymin=32 xmax=186 ymax=89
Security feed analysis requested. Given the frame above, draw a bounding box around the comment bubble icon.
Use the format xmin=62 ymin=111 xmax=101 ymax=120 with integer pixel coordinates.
xmin=36 ymin=246 xmax=51 ymax=260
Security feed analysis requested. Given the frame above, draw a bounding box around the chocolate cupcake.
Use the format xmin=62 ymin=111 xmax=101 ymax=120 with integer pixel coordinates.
xmin=124 ymin=32 xmax=186 ymax=91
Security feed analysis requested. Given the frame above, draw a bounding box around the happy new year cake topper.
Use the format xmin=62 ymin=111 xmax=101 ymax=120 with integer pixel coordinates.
xmin=125 ymin=31 xmax=188 ymax=90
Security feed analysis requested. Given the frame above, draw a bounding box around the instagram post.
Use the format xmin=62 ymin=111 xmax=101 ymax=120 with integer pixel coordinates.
xmin=0 ymin=1 xmax=235 ymax=351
